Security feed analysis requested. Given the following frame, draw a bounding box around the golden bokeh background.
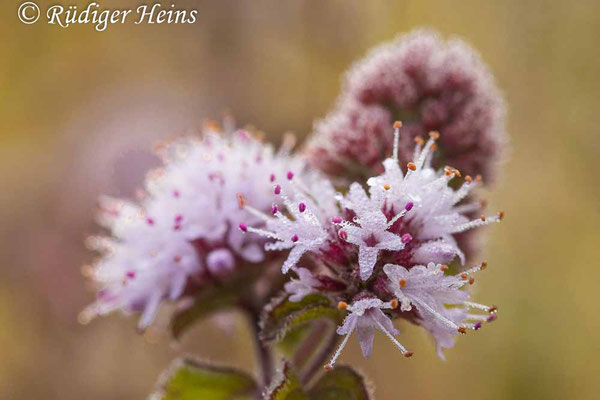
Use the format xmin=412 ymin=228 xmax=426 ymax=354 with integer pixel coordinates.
xmin=1 ymin=1 xmax=599 ymax=399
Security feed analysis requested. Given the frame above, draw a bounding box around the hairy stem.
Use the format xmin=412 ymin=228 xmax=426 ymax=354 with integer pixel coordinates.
xmin=242 ymin=304 xmax=274 ymax=388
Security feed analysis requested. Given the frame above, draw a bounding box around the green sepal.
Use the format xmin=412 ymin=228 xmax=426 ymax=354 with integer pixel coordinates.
xmin=264 ymin=361 xmax=307 ymax=400
xmin=308 ymin=365 xmax=372 ymax=400
xmin=259 ymin=293 xmax=343 ymax=344
xmin=151 ymin=357 xmax=258 ymax=400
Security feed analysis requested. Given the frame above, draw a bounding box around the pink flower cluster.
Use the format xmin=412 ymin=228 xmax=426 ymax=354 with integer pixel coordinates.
xmin=243 ymin=125 xmax=502 ymax=363
xmin=306 ymin=29 xmax=506 ymax=184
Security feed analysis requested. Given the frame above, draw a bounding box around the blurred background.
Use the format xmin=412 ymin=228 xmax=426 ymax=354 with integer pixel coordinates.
xmin=1 ymin=0 xmax=599 ymax=399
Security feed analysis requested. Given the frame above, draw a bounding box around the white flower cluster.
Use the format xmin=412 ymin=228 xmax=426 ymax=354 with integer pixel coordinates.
xmin=82 ymin=124 xmax=303 ymax=329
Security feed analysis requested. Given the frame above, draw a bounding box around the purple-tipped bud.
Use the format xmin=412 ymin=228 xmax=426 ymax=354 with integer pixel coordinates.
xmin=474 ymin=321 xmax=483 ymax=330
xmin=405 ymin=202 xmax=414 ymax=211
xmin=487 ymin=313 xmax=498 ymax=323
xmin=239 ymin=223 xmax=248 ymax=232
xmin=271 ymin=204 xmax=278 ymax=214
xmin=291 ymin=234 xmax=299 ymax=242
xmin=287 ymin=171 xmax=294 ymax=180
xmin=401 ymin=233 xmax=413 ymax=244
xmin=299 ymin=203 xmax=306 ymax=213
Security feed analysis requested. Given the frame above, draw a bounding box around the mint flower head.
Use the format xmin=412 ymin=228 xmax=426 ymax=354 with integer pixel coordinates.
xmin=243 ymin=122 xmax=502 ymax=362
xmin=81 ymin=123 xmax=303 ymax=329
xmin=306 ymin=29 xmax=507 ymax=184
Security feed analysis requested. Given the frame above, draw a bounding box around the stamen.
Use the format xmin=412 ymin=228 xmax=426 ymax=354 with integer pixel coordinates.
xmin=392 ymin=121 xmax=402 ymax=161
xmin=384 ymin=184 xmax=391 ymax=190
xmin=390 ymin=299 xmax=399 ymax=309
xmin=332 ymin=216 xmax=342 ymax=224
xmin=298 ymin=203 xmax=306 ymax=213
xmin=462 ymin=301 xmax=493 ymax=312
xmin=399 ymin=278 xmax=407 ymax=288
xmin=242 ymin=204 xmax=271 ymax=222
xmin=291 ymin=234 xmax=299 ymax=242
xmin=387 ymin=206 xmax=410 ymax=229
xmin=450 ymin=214 xmax=502 ymax=233
xmin=274 ymin=184 xmax=282 ymax=195
xmin=407 ymin=162 xmax=417 ymax=171
xmin=460 ymin=262 xmax=488 ymax=276
xmin=325 ymin=329 xmax=353 ymax=370
xmin=337 ymin=301 xmax=348 ymax=311
xmin=401 ymin=233 xmax=412 ymax=244
xmin=271 ymin=204 xmax=278 ymax=214
xmin=269 ymin=173 xmax=275 ymax=182
xmin=246 ymin=226 xmax=279 ymax=239
xmin=415 ymin=300 xmax=460 ymax=331
xmin=373 ymin=317 xmax=410 ymax=355
xmin=466 ymin=314 xmax=489 ymax=322
xmin=287 ymin=171 xmax=294 ymax=180
xmin=414 ymin=131 xmax=439 ymax=169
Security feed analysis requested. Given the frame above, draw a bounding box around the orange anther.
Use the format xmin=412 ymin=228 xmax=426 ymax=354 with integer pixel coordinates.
xmin=237 ymin=193 xmax=246 ymax=209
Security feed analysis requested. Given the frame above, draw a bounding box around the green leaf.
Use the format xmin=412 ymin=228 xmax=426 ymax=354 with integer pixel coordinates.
xmin=260 ymin=294 xmax=343 ymax=344
xmin=265 ymin=362 xmax=307 ymax=400
xmin=308 ymin=366 xmax=372 ymax=400
xmin=151 ymin=358 xmax=257 ymax=400
xmin=170 ymin=286 xmax=239 ymax=340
